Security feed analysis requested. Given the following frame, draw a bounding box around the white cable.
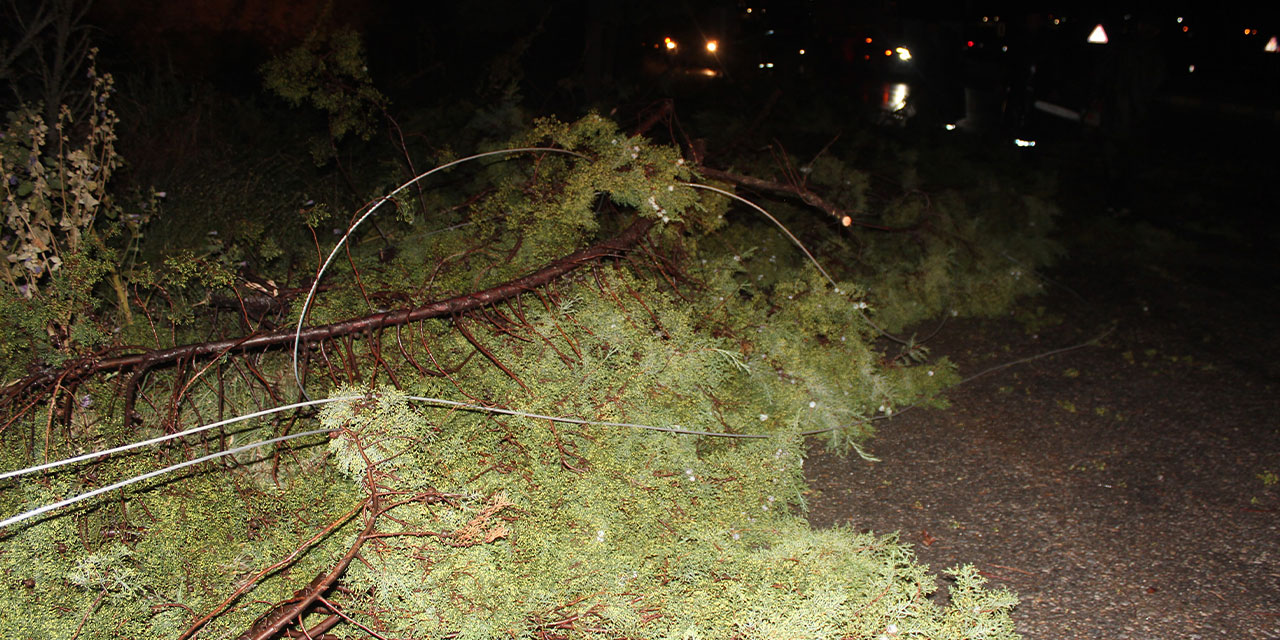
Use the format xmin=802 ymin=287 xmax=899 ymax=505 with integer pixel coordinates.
xmin=682 ymin=182 xmax=838 ymax=286
xmin=0 ymin=394 xmax=897 ymax=529
xmin=0 ymin=429 xmax=334 ymax=530
xmin=0 ymin=397 xmax=360 ymax=481
xmin=406 ymin=395 xmax=775 ymax=438
xmin=291 ymin=147 xmax=587 ymax=399
xmin=684 ymin=181 xmax=910 ymax=345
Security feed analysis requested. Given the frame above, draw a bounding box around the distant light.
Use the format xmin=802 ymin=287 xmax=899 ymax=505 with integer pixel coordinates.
xmin=694 ymin=68 xmax=718 ymax=77
xmin=864 ymin=54 xmax=870 ymax=60
xmin=746 ymin=7 xmax=752 ymax=13
xmin=766 ymin=29 xmax=774 ymax=35
xmin=895 ymin=46 xmax=912 ymax=61
xmin=865 ymin=37 xmax=873 ymax=44
xmin=1244 ymin=28 xmax=1253 ymax=35
xmin=1188 ymin=64 xmax=1196 ymax=72
xmin=1033 ymin=100 xmax=1082 ymax=121
xmin=706 ymin=40 xmax=718 ymax=53
xmin=841 ymin=215 xmax=852 ymax=227
xmin=1088 ymin=24 xmax=1109 ymax=44
xmin=1182 ymin=26 xmax=1189 ymax=33
xmin=993 ymin=16 xmax=1000 ymax=22
xmin=1014 ymin=138 xmax=1036 ymax=147
xmin=1267 ymin=36 xmax=1279 ymax=52
xmin=664 ymin=37 xmax=677 ymax=51
xmin=944 ymin=123 xmax=957 ymax=131
xmin=885 ymin=83 xmax=909 ymax=112
xmin=1053 ymin=18 xmax=1061 ymax=26
xmin=967 ymin=40 xmax=975 ymax=48
xmin=1001 ymin=45 xmax=1008 ymax=52
xmin=1176 ymin=16 xmax=1183 ymax=24
xmin=765 ymin=62 xmax=774 ymax=68
xmin=798 ymin=48 xmax=806 ymax=55
xmin=884 ymin=49 xmax=893 ymax=56
xmin=982 ymin=16 xmax=989 ymax=23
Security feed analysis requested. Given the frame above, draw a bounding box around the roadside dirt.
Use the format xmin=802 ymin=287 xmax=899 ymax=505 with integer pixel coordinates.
xmin=804 ymin=113 xmax=1280 ymax=639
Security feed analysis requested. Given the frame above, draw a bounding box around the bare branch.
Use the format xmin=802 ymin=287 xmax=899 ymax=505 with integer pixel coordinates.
xmin=2 ymin=218 xmax=654 ymax=408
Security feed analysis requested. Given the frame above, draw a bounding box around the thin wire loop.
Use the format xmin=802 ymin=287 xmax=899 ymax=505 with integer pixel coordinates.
xmin=292 ymin=147 xmax=588 ymax=399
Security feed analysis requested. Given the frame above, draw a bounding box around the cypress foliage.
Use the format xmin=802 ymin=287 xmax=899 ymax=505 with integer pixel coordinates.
xmin=0 ymin=110 xmax=1054 ymax=638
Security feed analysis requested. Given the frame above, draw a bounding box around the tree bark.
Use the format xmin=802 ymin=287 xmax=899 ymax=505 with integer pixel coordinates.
xmin=2 ymin=218 xmax=653 ymax=402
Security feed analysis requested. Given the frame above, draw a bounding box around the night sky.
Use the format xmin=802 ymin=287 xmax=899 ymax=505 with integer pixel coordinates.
xmin=71 ymin=0 xmax=1279 ymax=114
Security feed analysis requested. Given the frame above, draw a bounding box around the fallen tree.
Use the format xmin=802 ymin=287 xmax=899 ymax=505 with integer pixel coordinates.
xmin=0 ymin=112 xmax=1056 ymax=639
xmin=0 ymin=217 xmax=653 ymax=426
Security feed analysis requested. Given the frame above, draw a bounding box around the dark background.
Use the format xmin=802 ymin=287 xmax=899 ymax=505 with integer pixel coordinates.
xmin=5 ymin=0 xmax=1278 ymax=244
xmin=65 ymin=0 xmax=1280 ymax=121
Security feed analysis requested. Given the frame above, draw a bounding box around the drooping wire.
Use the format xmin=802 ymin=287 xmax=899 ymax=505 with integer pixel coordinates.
xmin=0 ymin=397 xmax=361 ymax=481
xmin=405 ymin=396 xmax=778 ymax=439
xmin=683 ymin=182 xmax=837 ymax=285
xmin=683 ymin=182 xmax=910 ymax=345
xmin=2 ymin=148 xmax=1112 ymax=530
xmin=291 ymin=147 xmax=588 ymax=400
xmin=0 ymin=395 xmax=785 ymax=529
xmin=3 ymin=321 xmax=1108 ymax=531
xmin=0 ymin=429 xmax=334 ymax=530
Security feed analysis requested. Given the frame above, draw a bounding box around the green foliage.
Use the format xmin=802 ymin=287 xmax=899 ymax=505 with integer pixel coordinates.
xmin=261 ymin=27 xmax=388 ymax=164
xmin=0 ymin=113 xmax=1040 ymax=638
xmin=733 ymin=144 xmax=1063 ymax=333
xmin=0 ymin=365 xmax=363 ymax=639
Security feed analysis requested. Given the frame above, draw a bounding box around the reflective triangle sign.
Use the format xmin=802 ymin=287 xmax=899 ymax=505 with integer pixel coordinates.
xmin=1088 ymin=24 xmax=1109 ymax=44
